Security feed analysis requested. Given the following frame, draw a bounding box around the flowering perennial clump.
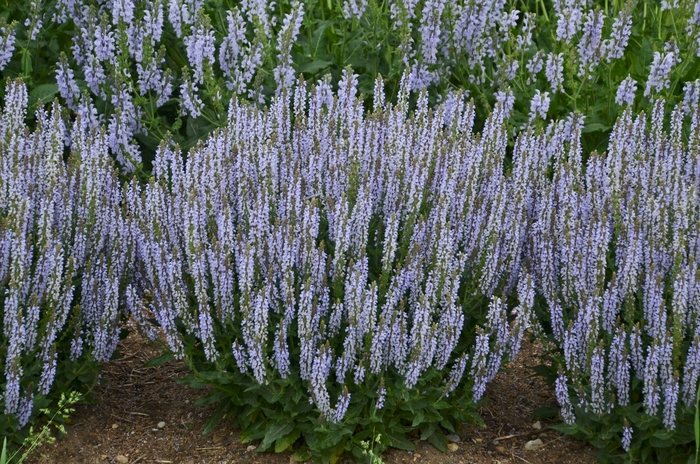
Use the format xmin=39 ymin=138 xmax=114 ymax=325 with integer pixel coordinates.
xmin=1 ymin=11 xmax=700 ymax=450
xmin=127 ymin=72 xmax=540 ymax=412
xmin=532 ymin=90 xmax=700 ymax=459
xmin=2 ymin=0 xmax=697 ymax=180
xmin=0 ymin=80 xmax=131 ymax=437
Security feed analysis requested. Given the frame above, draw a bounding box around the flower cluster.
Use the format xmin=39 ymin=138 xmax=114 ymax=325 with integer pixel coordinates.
xmin=1 ymin=0 xmax=695 ymax=179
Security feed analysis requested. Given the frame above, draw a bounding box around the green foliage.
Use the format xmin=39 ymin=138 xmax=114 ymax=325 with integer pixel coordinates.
xmin=176 ymin=347 xmax=483 ymax=463
xmin=0 ymin=391 xmax=82 ymax=464
xmin=553 ymin=395 xmax=696 ymax=463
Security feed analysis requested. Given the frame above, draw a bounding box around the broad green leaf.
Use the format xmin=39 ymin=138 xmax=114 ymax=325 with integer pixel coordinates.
xmin=427 ymin=429 xmax=448 ymax=452
xmin=202 ymin=398 xmax=231 ymax=435
xmin=275 ymin=429 xmax=301 ymax=453
xmin=384 ymin=429 xmax=416 ymax=451
xmin=261 ymin=420 xmax=295 ymax=451
xmin=411 ymin=410 xmax=425 ymax=427
xmin=298 ymin=59 xmax=334 ymax=75
xmin=293 ymin=447 xmax=312 ymax=462
xmin=143 ymin=352 xmax=175 ymax=368
xmin=29 ymin=83 xmax=59 ymax=108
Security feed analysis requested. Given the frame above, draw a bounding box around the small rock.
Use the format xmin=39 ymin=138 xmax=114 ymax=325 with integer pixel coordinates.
xmin=115 ymin=455 xmax=128 ymax=464
xmin=157 ymin=421 xmax=166 ymax=429
xmin=474 ymin=438 xmax=483 ymax=443
xmin=111 ymin=423 xmax=118 ymax=429
xmin=532 ymin=421 xmax=542 ymax=430
xmin=446 ymin=434 xmax=460 ymax=443
xmin=525 ymin=439 xmax=544 ymax=451
xmin=246 ymin=445 xmax=257 ymax=452
xmin=447 ymin=443 xmax=459 ymax=452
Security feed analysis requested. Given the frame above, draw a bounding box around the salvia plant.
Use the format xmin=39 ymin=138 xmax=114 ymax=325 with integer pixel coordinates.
xmin=531 ymin=85 xmax=700 ymax=462
xmin=125 ymin=72 xmax=542 ymax=461
xmin=0 ymin=80 xmax=130 ymax=446
xmin=1 ymin=0 xmax=700 ymax=170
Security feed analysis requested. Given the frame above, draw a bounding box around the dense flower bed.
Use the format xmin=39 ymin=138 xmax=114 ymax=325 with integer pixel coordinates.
xmin=1 ymin=1 xmax=700 ymax=463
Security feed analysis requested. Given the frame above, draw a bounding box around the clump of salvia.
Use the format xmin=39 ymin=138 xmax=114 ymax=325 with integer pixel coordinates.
xmin=0 ymin=79 xmax=130 ymax=438
xmin=121 ymin=73 xmax=555 ymax=457
xmin=533 ymin=87 xmax=700 ymax=458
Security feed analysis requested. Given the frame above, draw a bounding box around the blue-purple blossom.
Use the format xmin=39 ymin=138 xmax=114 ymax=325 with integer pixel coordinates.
xmin=529 ymin=90 xmax=550 ymax=121
xmin=554 ymin=0 xmax=585 ymax=43
xmin=645 ymin=48 xmax=680 ymax=97
xmin=577 ymin=9 xmax=605 ymax=76
xmin=0 ymin=22 xmax=17 ymax=70
xmin=273 ymin=1 xmax=304 ymax=95
xmin=343 ymin=0 xmax=368 ymax=19
xmin=603 ymin=11 xmax=632 ymax=62
xmin=616 ymin=75 xmax=637 ymax=106
xmin=621 ymin=424 xmax=633 ymax=451
xmin=184 ymin=17 xmax=216 ymax=85
xmin=546 ymin=53 xmax=564 ymax=93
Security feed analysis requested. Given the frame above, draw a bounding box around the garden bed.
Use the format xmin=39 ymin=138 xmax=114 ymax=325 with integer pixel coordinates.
xmin=26 ymin=331 xmax=597 ymax=464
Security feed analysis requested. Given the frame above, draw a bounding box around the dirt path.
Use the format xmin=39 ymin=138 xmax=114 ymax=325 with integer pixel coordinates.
xmin=26 ymin=333 xmax=597 ymax=464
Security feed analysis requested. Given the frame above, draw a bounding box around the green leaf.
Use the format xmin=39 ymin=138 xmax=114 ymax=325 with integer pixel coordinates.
xmin=260 ymin=420 xmax=295 ymax=451
xmin=202 ymin=398 xmax=231 ymax=435
xmin=531 ymin=364 xmax=557 ymax=382
xmin=384 ymin=429 xmax=416 ymax=451
xmin=293 ymin=447 xmax=312 ymax=462
xmin=29 ymin=83 xmax=59 ymax=108
xmin=411 ymin=410 xmax=425 ymax=427
xmin=196 ymin=371 xmax=232 ymax=384
xmin=582 ymin=122 xmax=610 ymax=133
xmin=298 ymin=59 xmax=334 ymax=75
xmin=275 ymin=429 xmax=301 ymax=453
xmin=427 ymin=430 xmax=448 ymax=452
xmin=143 ymin=352 xmax=175 ymax=368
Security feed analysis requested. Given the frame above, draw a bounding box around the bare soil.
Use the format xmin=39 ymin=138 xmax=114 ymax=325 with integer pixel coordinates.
xmin=26 ymin=332 xmax=598 ymax=464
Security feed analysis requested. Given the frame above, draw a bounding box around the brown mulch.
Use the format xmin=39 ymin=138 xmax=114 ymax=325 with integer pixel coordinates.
xmin=26 ymin=331 xmax=598 ymax=464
